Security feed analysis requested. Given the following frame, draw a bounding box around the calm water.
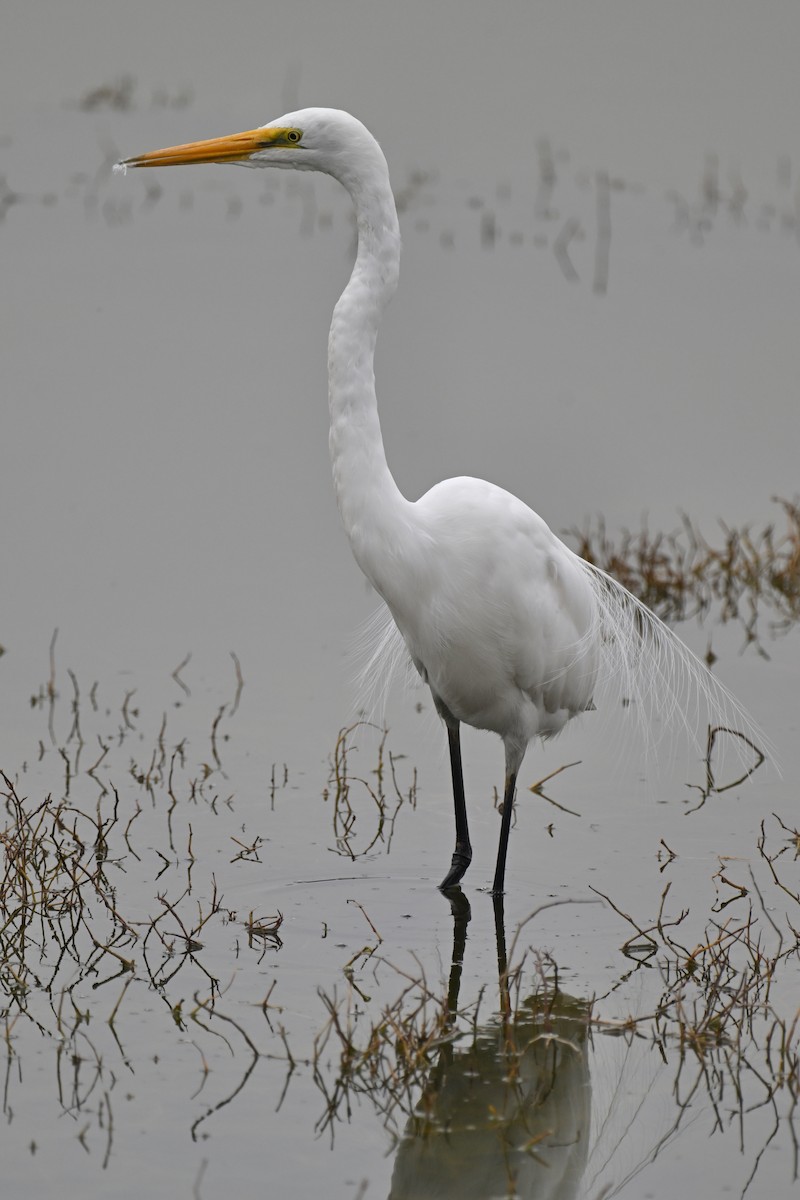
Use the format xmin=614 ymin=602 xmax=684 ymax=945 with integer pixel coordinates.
xmin=2 ymin=2 xmax=799 ymax=1195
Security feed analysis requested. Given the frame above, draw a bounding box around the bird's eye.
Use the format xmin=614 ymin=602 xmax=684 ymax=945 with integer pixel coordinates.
xmin=286 ymin=129 xmax=302 ymax=143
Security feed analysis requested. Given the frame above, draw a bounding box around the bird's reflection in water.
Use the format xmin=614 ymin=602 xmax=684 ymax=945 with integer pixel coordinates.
xmin=388 ymin=894 xmax=592 ymax=1200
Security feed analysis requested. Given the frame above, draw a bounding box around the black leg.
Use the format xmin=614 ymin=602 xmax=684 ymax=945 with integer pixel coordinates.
xmin=491 ymin=770 xmax=517 ymax=896
xmin=439 ymin=723 xmax=473 ymax=890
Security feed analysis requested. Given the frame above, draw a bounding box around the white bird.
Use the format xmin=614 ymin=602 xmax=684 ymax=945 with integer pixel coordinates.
xmin=118 ymin=108 xmax=754 ymax=894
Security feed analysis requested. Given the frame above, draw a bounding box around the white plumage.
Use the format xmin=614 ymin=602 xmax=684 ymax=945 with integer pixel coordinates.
xmin=119 ymin=108 xmax=755 ymax=894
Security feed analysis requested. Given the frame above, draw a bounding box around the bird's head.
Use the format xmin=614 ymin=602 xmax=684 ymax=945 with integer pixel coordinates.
xmin=116 ymin=107 xmax=384 ymax=188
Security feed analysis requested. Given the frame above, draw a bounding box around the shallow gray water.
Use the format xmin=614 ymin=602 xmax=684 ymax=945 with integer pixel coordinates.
xmin=2 ymin=2 xmax=799 ymax=1196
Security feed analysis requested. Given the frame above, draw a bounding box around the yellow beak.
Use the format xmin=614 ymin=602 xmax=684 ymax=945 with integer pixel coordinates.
xmin=119 ymin=126 xmax=287 ymax=169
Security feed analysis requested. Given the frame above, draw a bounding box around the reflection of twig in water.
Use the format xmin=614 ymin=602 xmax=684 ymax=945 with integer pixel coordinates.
xmin=172 ymin=652 xmax=192 ymax=696
xmin=246 ymin=910 xmax=283 ymax=957
xmin=685 ymin=725 xmax=766 ymax=813
xmin=553 ymin=217 xmax=581 ymax=283
xmin=189 ymin=994 xmax=261 ymax=1143
xmin=228 ymin=650 xmax=244 ymax=716
xmin=528 ymin=760 xmax=583 ymax=817
xmin=209 ymin=705 xmax=227 ymax=770
xmin=534 ymin=138 xmax=558 ymax=221
xmin=230 ymin=834 xmax=264 ymax=863
xmin=48 ymin=627 xmax=58 ymax=743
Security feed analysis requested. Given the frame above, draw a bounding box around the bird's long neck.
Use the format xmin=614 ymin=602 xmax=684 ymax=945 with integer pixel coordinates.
xmin=328 ymin=153 xmax=408 ymax=592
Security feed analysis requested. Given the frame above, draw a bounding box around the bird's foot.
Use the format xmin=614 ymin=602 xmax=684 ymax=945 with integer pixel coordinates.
xmin=439 ymin=849 xmax=472 ymax=891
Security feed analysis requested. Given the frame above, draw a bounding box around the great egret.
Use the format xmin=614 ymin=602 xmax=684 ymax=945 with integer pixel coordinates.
xmin=118 ymin=108 xmax=752 ymax=894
